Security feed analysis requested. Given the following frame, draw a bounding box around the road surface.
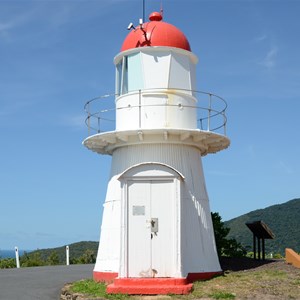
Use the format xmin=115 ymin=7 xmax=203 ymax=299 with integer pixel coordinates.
xmin=0 ymin=264 xmax=94 ymax=300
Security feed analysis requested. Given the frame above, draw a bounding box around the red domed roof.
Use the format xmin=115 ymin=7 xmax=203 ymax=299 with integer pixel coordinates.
xmin=121 ymin=12 xmax=191 ymax=52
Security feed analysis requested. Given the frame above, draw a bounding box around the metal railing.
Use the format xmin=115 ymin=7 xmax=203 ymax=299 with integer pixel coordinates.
xmin=84 ymin=88 xmax=228 ymax=136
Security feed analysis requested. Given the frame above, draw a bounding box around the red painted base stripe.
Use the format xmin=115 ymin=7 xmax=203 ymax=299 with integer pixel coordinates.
xmin=107 ymin=278 xmax=193 ymax=295
xmin=107 ymin=283 xmax=193 ymax=295
xmin=93 ymin=271 xmax=118 ymax=283
xmin=113 ymin=277 xmax=188 ymax=286
xmin=187 ymin=271 xmax=222 ymax=282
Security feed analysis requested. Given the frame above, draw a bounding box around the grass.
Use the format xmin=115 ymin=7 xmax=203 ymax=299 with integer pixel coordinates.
xmin=71 ymin=279 xmax=130 ymax=300
xmin=69 ymin=263 xmax=300 ymax=299
xmin=183 ymin=268 xmax=298 ymax=299
xmin=208 ymin=292 xmax=236 ymax=299
xmin=71 ymin=280 xmax=106 ymax=297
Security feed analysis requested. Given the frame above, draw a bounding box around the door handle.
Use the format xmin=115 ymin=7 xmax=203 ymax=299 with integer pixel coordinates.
xmin=151 ymin=218 xmax=158 ymax=233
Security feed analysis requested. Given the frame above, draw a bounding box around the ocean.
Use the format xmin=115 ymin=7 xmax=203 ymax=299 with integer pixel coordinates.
xmin=0 ymin=250 xmax=30 ymax=259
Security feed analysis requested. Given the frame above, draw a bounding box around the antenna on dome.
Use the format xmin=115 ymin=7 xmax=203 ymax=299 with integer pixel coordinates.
xmin=160 ymin=0 xmax=164 ymax=17
xmin=127 ymin=22 xmax=135 ymax=30
xmin=142 ymin=0 xmax=145 ymax=24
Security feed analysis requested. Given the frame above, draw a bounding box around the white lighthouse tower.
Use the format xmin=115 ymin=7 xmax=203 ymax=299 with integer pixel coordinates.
xmin=83 ymin=11 xmax=230 ymax=294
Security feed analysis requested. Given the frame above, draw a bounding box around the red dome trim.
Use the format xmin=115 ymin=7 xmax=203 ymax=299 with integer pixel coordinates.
xmin=121 ymin=12 xmax=191 ymax=52
xmin=149 ymin=12 xmax=163 ymax=22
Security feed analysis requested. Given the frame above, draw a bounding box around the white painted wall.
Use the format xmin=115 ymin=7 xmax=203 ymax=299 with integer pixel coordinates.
xmin=115 ymin=47 xmax=198 ymax=131
xmin=94 ymin=179 xmax=121 ymax=273
xmin=93 ymin=143 xmax=221 ymax=276
xmin=115 ymin=91 xmax=197 ymax=130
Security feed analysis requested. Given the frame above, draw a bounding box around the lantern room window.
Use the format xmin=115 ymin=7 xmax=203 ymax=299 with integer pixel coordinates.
xmin=115 ymin=50 xmax=196 ymax=96
xmin=116 ymin=53 xmax=144 ymax=95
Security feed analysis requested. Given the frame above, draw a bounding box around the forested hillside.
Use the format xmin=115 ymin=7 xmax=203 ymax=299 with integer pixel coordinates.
xmin=24 ymin=241 xmax=98 ymax=264
xmin=225 ymin=198 xmax=300 ymax=255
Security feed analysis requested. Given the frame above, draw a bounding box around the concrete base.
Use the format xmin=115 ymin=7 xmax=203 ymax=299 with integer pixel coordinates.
xmin=107 ymin=278 xmax=193 ymax=295
xmin=105 ymin=272 xmax=221 ymax=295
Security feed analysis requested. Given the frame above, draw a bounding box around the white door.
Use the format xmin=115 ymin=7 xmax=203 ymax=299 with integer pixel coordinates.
xmin=127 ymin=179 xmax=175 ymax=277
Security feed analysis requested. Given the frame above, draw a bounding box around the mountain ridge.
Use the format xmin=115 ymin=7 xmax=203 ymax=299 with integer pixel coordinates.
xmin=24 ymin=241 xmax=98 ymax=264
xmin=224 ymin=198 xmax=300 ymax=255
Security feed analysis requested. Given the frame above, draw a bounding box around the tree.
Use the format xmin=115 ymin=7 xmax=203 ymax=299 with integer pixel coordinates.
xmin=0 ymin=258 xmax=16 ymax=269
xmin=47 ymin=251 xmax=60 ymax=265
xmin=212 ymin=212 xmax=246 ymax=258
xmin=20 ymin=251 xmax=45 ymax=267
xmin=70 ymin=249 xmax=96 ymax=264
xmin=78 ymin=249 xmax=96 ymax=264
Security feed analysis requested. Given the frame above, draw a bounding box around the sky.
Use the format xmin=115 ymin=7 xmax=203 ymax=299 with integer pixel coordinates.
xmin=0 ymin=0 xmax=299 ymax=250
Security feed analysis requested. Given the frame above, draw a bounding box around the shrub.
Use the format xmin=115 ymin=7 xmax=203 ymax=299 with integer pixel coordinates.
xmin=47 ymin=251 xmax=60 ymax=265
xmin=20 ymin=251 xmax=46 ymax=267
xmin=0 ymin=258 xmax=16 ymax=269
xmin=212 ymin=212 xmax=247 ymax=258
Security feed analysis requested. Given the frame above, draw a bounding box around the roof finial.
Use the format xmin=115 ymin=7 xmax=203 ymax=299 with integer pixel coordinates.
xmin=149 ymin=12 xmax=163 ymax=22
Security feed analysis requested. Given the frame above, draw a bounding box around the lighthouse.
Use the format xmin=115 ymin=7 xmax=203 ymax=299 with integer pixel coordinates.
xmin=83 ymin=11 xmax=230 ymax=294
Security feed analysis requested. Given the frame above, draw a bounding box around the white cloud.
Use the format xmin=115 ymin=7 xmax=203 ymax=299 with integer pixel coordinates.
xmin=252 ymin=32 xmax=278 ymax=69
xmin=0 ymin=20 xmax=15 ymax=40
xmin=0 ymin=6 xmax=38 ymax=42
xmin=59 ymin=113 xmax=86 ymax=129
xmin=254 ymin=34 xmax=267 ymax=43
xmin=277 ymin=161 xmax=293 ymax=174
xmin=260 ymin=46 xmax=278 ymax=68
xmin=0 ymin=21 xmax=13 ymax=33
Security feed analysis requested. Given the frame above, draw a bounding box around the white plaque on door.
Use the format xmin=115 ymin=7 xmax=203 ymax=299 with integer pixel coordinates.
xmin=132 ymin=205 xmax=145 ymax=216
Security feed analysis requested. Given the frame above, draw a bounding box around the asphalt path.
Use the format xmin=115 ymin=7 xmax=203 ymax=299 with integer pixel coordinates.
xmin=0 ymin=264 xmax=94 ymax=300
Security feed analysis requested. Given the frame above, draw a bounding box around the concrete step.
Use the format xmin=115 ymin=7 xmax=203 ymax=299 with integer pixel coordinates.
xmin=107 ymin=278 xmax=193 ymax=295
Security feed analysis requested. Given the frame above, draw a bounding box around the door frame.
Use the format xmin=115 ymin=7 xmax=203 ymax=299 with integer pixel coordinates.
xmin=118 ymin=162 xmax=184 ymax=278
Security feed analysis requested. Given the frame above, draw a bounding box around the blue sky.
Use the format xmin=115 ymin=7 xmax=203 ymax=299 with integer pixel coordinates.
xmin=0 ymin=0 xmax=299 ymax=250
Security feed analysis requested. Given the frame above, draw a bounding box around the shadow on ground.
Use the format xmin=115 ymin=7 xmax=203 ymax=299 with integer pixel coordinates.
xmin=220 ymin=256 xmax=275 ymax=271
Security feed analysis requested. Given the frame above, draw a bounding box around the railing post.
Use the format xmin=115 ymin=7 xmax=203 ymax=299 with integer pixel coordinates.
xmin=223 ymin=112 xmax=226 ymax=136
xmin=200 ymin=119 xmax=203 ymax=130
xmin=139 ymin=89 xmax=142 ymax=128
xmin=207 ymin=94 xmax=212 ymax=131
xmin=87 ymin=102 xmax=90 ymax=136
xmin=97 ymin=117 xmax=100 ymax=133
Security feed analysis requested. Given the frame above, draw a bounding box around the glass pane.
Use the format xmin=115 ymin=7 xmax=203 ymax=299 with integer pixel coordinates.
xmin=121 ymin=56 xmax=128 ymax=94
xmin=128 ymin=53 xmax=144 ymax=92
xmin=169 ymin=54 xmax=191 ymax=92
xmin=142 ymin=52 xmax=170 ymax=89
xmin=116 ymin=62 xmax=122 ymax=95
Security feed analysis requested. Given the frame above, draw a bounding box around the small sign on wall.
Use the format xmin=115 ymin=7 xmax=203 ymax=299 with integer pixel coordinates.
xmin=132 ymin=205 xmax=145 ymax=216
